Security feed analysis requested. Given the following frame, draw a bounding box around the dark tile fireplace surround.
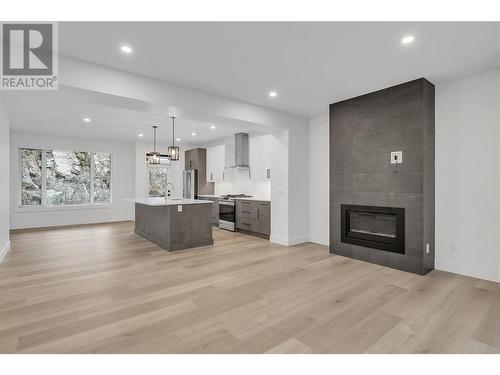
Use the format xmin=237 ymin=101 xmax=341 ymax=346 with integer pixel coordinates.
xmin=330 ymin=78 xmax=435 ymax=275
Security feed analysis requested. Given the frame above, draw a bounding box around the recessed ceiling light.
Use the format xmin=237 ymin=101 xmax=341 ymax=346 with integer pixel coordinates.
xmin=138 ymin=133 xmax=144 ymax=138
xmin=176 ymin=138 xmax=181 ymax=142
xmin=210 ymin=125 xmax=216 ymax=129
xmin=269 ymin=91 xmax=277 ymax=98
xmin=191 ymin=132 xmax=196 ymax=136
xmin=120 ymin=45 xmax=133 ymax=54
xmin=401 ymin=35 xmax=415 ymax=45
xmin=83 ymin=118 xmax=91 ymax=123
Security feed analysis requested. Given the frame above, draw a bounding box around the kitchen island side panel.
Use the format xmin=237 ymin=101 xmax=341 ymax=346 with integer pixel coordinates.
xmin=134 ymin=202 xmax=213 ymax=251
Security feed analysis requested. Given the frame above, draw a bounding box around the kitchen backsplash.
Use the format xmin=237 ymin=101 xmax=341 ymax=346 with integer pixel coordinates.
xmin=214 ymin=169 xmax=271 ymax=199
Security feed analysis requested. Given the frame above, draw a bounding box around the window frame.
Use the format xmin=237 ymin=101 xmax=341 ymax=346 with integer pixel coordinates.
xmin=16 ymin=146 xmax=114 ymax=212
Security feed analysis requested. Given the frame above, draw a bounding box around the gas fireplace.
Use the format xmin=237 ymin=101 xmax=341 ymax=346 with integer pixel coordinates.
xmin=341 ymin=204 xmax=405 ymax=254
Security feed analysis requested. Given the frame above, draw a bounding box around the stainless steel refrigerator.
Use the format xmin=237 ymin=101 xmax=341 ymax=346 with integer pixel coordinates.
xmin=183 ymin=169 xmax=198 ymax=199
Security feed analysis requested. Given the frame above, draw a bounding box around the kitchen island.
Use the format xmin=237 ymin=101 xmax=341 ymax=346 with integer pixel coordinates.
xmin=128 ymin=198 xmax=214 ymax=251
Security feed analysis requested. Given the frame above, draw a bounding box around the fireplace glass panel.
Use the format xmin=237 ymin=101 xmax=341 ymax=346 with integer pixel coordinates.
xmin=341 ymin=204 xmax=405 ymax=254
xmin=348 ymin=211 xmax=397 ymax=239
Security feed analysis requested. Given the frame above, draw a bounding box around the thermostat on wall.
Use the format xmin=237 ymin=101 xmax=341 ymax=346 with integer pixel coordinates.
xmin=390 ymin=151 xmax=403 ymax=164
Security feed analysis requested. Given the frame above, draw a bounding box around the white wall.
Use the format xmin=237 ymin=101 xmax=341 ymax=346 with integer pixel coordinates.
xmin=435 ymin=68 xmax=500 ymax=282
xmin=308 ymin=113 xmax=329 ymax=245
xmin=10 ymin=132 xmax=135 ymax=229
xmin=0 ymin=97 xmax=10 ymax=262
xmin=269 ymin=129 xmax=290 ymax=245
xmin=287 ymin=124 xmax=310 ymax=245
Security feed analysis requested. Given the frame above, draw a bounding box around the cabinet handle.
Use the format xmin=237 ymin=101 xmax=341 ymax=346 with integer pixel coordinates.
xmin=241 ymin=210 xmax=251 ymax=214
xmin=249 ymin=170 xmax=251 ymax=179
xmin=257 ymin=208 xmax=260 ymax=220
xmin=210 ymin=172 xmax=213 ymax=180
xmin=267 ymin=169 xmax=270 ymax=179
xmin=241 ymin=222 xmax=250 ymax=226
xmin=223 ymin=172 xmax=225 ymax=180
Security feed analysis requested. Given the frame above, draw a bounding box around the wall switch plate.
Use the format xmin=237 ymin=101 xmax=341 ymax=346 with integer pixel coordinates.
xmin=390 ymin=151 xmax=403 ymax=164
xmin=426 ymin=243 xmax=430 ymax=254
xmin=177 ymin=205 xmax=183 ymax=212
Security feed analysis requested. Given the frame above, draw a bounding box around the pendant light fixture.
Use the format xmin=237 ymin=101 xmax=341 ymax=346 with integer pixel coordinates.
xmin=168 ymin=116 xmax=180 ymax=161
xmin=146 ymin=125 xmax=161 ymax=164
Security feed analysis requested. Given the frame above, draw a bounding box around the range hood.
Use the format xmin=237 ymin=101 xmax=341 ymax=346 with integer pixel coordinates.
xmin=226 ymin=132 xmax=249 ymax=169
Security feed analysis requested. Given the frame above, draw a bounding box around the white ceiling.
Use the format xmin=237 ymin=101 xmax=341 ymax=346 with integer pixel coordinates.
xmin=4 ymin=22 xmax=500 ymax=144
xmin=58 ymin=22 xmax=500 ymax=117
xmin=3 ymin=89 xmax=266 ymax=145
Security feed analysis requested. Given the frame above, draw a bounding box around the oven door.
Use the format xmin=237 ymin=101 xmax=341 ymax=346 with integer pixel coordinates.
xmin=218 ymin=200 xmax=235 ymax=231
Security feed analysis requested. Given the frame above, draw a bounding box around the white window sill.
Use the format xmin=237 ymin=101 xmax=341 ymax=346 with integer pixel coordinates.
xmin=15 ymin=204 xmax=114 ymax=213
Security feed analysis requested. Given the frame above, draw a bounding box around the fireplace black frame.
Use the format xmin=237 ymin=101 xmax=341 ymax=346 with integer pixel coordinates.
xmin=341 ymin=204 xmax=405 ymax=254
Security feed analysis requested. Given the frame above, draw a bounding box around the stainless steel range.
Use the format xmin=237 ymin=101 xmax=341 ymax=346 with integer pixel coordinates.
xmin=218 ymin=194 xmax=253 ymax=231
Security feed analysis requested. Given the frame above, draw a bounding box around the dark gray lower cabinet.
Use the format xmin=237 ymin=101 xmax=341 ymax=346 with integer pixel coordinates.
xmin=236 ymin=200 xmax=270 ymax=237
xmin=256 ymin=202 xmax=270 ymax=236
xmin=198 ymin=196 xmax=219 ymax=225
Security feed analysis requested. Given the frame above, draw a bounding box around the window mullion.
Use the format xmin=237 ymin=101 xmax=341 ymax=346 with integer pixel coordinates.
xmin=41 ymin=149 xmax=47 ymax=206
xmin=90 ymin=153 xmax=95 ymax=205
xmin=18 ymin=148 xmax=22 ymax=207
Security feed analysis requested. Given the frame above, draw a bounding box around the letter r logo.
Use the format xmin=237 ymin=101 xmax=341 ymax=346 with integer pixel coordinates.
xmin=2 ymin=23 xmax=53 ymax=75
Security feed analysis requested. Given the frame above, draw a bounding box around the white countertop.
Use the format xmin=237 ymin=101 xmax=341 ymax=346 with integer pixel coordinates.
xmin=126 ymin=198 xmax=213 ymax=206
xmin=233 ymin=197 xmax=271 ymax=202
xmin=198 ymin=194 xmax=271 ymax=202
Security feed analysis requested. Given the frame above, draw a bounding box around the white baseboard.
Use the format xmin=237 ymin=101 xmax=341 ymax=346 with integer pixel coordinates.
xmin=270 ymin=235 xmax=309 ymax=246
xmin=0 ymin=240 xmax=11 ymax=263
xmin=10 ymin=217 xmax=133 ymax=230
xmin=435 ymin=258 xmax=500 ymax=283
xmin=270 ymin=235 xmax=288 ymax=246
xmin=308 ymin=235 xmax=329 ymax=246
xmin=288 ymin=235 xmax=309 ymax=246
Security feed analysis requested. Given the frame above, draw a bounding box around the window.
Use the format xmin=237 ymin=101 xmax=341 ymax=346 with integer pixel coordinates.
xmin=19 ymin=148 xmax=112 ymax=207
xmin=20 ymin=148 xmax=42 ymax=205
xmin=46 ymin=150 xmax=91 ymax=205
xmin=93 ymin=152 xmax=112 ymax=204
xmin=148 ymin=166 xmax=169 ymax=198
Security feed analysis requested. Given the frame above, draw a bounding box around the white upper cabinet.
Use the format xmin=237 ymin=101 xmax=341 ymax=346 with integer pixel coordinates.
xmin=206 ymin=144 xmax=227 ymax=182
xmin=249 ymin=134 xmax=272 ymax=181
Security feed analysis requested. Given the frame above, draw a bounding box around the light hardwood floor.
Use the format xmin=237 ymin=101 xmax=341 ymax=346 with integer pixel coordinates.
xmin=1 ymin=221 xmax=500 ymax=354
